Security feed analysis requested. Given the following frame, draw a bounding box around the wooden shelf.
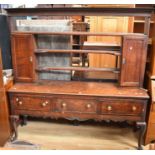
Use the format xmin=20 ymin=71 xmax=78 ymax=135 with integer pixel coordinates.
xmin=134 ymin=20 xmax=154 ymax=24
xmin=12 ymin=31 xmax=146 ymax=37
xmin=36 ymin=67 xmax=120 ymax=74
xmin=35 ymin=49 xmax=121 ymax=56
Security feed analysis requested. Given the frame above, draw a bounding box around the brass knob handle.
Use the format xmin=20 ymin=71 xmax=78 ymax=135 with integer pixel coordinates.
xmin=62 ymin=103 xmax=66 ymax=107
xmin=107 ymin=105 xmax=112 ymax=111
xmin=129 ymin=46 xmax=133 ymax=50
xmin=18 ymin=101 xmax=22 ymax=105
xmin=42 ymin=101 xmax=49 ymax=107
xmin=16 ymin=98 xmax=19 ymax=102
xmin=132 ymin=106 xmax=137 ymax=111
xmin=45 ymin=101 xmax=49 ymax=104
xmin=86 ymin=104 xmax=91 ymax=108
xmin=42 ymin=102 xmax=46 ymax=107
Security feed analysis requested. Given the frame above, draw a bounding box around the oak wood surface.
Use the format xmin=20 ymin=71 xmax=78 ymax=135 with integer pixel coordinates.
xmin=0 ymin=49 xmax=11 ymax=146
xmin=8 ymin=81 xmax=149 ymax=99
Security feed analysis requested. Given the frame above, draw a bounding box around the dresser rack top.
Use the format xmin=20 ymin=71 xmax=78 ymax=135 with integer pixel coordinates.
xmin=5 ymin=7 xmax=153 ymax=17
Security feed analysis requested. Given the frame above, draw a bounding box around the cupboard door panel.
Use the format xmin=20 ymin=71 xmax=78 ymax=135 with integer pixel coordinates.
xmin=120 ymin=36 xmax=147 ymax=87
xmin=11 ymin=34 xmax=35 ymax=82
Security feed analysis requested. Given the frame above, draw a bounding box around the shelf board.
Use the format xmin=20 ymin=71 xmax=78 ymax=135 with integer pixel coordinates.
xmin=36 ymin=67 xmax=120 ymax=74
xmin=12 ymin=31 xmax=146 ymax=37
xmin=134 ymin=20 xmax=154 ymax=24
xmin=5 ymin=7 xmax=153 ymax=17
xmin=35 ymin=49 xmax=121 ymax=56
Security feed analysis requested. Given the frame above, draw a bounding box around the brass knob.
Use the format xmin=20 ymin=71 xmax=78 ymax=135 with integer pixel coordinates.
xmin=45 ymin=101 xmax=49 ymax=104
xmin=16 ymin=98 xmax=19 ymax=102
xmin=132 ymin=106 xmax=137 ymax=111
xmin=41 ymin=101 xmax=49 ymax=107
xmin=86 ymin=104 xmax=91 ymax=108
xmin=107 ymin=105 xmax=112 ymax=111
xmin=42 ymin=102 xmax=47 ymax=107
xmin=18 ymin=101 xmax=22 ymax=105
xmin=62 ymin=103 xmax=66 ymax=107
xmin=129 ymin=46 xmax=133 ymax=50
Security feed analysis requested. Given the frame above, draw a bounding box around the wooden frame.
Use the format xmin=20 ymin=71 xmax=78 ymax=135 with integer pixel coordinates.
xmin=5 ymin=7 xmax=153 ymax=35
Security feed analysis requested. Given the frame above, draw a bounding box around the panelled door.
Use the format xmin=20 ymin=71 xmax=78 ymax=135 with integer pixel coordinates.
xmin=120 ymin=35 xmax=148 ymax=87
xmin=11 ymin=34 xmax=35 ymax=82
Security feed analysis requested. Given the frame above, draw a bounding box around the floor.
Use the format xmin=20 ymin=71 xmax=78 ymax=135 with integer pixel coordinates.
xmin=6 ymin=118 xmax=140 ymax=150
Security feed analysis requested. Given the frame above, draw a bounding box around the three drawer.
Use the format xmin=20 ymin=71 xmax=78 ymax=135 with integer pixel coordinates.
xmin=10 ymin=94 xmax=146 ymax=118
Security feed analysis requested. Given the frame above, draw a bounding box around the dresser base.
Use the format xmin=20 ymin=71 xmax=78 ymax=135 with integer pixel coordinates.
xmin=7 ymin=82 xmax=149 ymax=150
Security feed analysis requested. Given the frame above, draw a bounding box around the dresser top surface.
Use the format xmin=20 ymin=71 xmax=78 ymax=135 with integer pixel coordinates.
xmin=8 ymin=81 xmax=149 ymax=99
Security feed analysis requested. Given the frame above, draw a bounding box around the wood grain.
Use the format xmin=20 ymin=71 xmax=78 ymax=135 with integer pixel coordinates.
xmin=8 ymin=81 xmax=149 ymax=99
xmin=0 ymin=49 xmax=11 ymax=146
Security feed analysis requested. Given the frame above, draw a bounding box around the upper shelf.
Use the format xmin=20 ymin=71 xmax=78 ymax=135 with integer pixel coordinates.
xmin=12 ymin=31 xmax=147 ymax=37
xmin=134 ymin=20 xmax=155 ymax=24
xmin=5 ymin=7 xmax=153 ymax=17
xmin=35 ymin=49 xmax=121 ymax=56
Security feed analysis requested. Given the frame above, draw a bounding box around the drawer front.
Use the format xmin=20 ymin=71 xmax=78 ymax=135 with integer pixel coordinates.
xmin=12 ymin=95 xmax=51 ymax=111
xmin=101 ymin=100 xmax=145 ymax=116
xmin=53 ymin=98 xmax=98 ymax=114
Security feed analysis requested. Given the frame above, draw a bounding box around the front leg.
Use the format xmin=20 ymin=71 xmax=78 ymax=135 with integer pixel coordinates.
xmin=136 ymin=122 xmax=146 ymax=150
xmin=10 ymin=115 xmax=20 ymax=141
xmin=20 ymin=115 xmax=28 ymax=126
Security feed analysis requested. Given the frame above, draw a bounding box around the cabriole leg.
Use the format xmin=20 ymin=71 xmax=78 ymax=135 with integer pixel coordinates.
xmin=136 ymin=122 xmax=146 ymax=150
xmin=10 ymin=115 xmax=20 ymax=141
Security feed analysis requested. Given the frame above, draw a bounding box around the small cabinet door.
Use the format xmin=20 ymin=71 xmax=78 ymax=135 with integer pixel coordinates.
xmin=120 ymin=35 xmax=148 ymax=87
xmin=11 ymin=34 xmax=35 ymax=82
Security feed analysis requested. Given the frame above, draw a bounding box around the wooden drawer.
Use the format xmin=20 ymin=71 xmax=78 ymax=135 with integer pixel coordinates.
xmin=100 ymin=100 xmax=145 ymax=116
xmin=12 ymin=95 xmax=51 ymax=111
xmin=53 ymin=98 xmax=98 ymax=114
